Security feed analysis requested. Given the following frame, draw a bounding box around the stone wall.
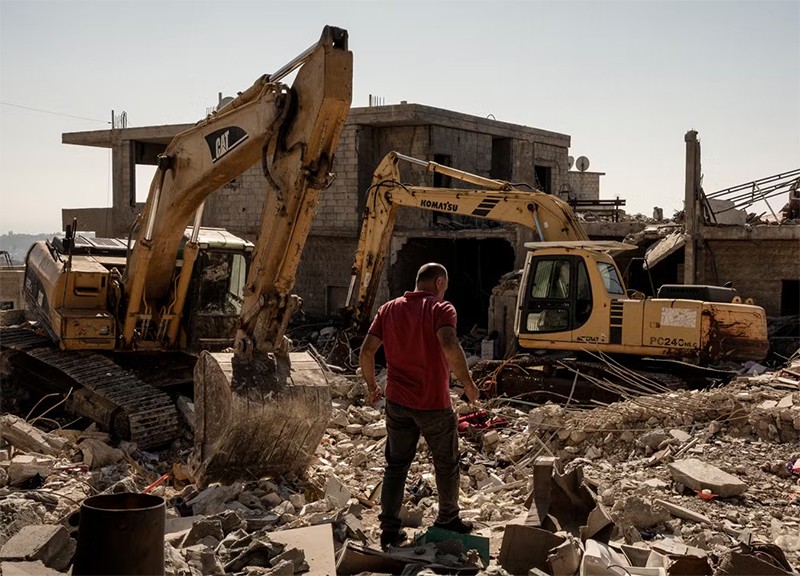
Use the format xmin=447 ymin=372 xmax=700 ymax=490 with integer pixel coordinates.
xmin=701 ymin=238 xmax=799 ymax=316
xmin=565 ymin=171 xmax=604 ymax=201
xmin=293 ymin=235 xmax=358 ymax=316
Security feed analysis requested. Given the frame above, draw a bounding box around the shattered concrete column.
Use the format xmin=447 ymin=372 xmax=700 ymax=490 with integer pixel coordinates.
xmin=683 ymin=130 xmax=702 ymax=285
xmin=513 ymin=140 xmax=536 ymax=268
xmin=111 ymin=136 xmax=137 ymax=237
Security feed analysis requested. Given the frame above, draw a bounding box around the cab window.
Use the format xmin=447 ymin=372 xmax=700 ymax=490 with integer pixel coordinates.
xmin=597 ymin=262 xmax=624 ymax=295
xmin=197 ymin=252 xmax=247 ymax=315
xmin=576 ymin=260 xmax=592 ymax=323
xmin=530 ymin=260 xmax=571 ymax=300
xmin=525 ymin=258 xmax=571 ymax=332
xmin=522 ymin=257 xmax=593 ymax=333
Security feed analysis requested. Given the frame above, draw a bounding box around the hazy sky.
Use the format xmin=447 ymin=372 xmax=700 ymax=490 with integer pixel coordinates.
xmin=1 ymin=0 xmax=798 ymax=234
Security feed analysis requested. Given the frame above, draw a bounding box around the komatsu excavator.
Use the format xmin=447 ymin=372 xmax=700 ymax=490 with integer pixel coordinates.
xmin=335 ymin=151 xmax=769 ymax=373
xmin=1 ymin=26 xmax=352 ymax=485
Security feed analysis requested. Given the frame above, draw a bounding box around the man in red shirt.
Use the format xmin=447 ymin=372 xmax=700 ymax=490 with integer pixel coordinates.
xmin=359 ymin=262 xmax=480 ymax=550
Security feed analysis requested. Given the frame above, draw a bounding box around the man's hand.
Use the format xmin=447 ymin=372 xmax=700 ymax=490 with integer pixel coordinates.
xmin=367 ymin=383 xmax=384 ymax=404
xmin=463 ymin=378 xmax=480 ymax=404
xmin=359 ymin=334 xmax=384 ymax=406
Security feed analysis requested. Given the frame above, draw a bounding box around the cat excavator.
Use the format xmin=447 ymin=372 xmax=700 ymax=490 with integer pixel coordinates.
xmin=1 ymin=26 xmax=352 ymax=485
xmin=333 ymin=151 xmax=769 ymax=377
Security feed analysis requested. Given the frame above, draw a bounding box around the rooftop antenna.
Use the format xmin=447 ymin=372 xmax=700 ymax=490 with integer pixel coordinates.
xmin=576 ymin=156 xmax=590 ymax=172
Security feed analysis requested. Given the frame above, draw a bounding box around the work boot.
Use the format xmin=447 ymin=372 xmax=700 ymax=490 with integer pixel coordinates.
xmin=380 ymin=529 xmax=408 ymax=550
xmin=433 ymin=517 xmax=473 ymax=534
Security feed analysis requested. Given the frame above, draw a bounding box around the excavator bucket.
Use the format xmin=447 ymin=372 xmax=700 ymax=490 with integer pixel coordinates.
xmin=191 ymin=350 xmax=331 ymax=487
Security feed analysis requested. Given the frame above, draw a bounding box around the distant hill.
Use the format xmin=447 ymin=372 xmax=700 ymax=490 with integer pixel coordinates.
xmin=0 ymin=232 xmax=59 ymax=265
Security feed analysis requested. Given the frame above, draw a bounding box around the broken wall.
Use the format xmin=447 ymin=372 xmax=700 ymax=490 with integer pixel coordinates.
xmin=701 ymin=238 xmax=800 ymax=316
xmin=0 ymin=269 xmax=24 ymax=310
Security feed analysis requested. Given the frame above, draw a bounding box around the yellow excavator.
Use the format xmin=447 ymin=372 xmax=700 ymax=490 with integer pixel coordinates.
xmin=335 ymin=151 xmax=769 ymax=372
xmin=1 ymin=26 xmax=352 ymax=485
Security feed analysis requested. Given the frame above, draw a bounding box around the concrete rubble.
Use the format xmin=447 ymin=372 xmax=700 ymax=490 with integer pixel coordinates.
xmin=0 ymin=354 xmax=799 ymax=575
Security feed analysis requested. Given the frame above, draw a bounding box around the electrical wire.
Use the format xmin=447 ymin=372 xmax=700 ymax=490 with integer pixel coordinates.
xmin=0 ymin=101 xmax=109 ymax=124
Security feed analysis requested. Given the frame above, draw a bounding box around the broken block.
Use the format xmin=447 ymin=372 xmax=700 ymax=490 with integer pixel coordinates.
xmin=499 ymin=515 xmax=565 ymax=574
xmin=7 ymin=455 xmax=55 ymax=487
xmin=325 ymin=475 xmax=352 ymax=508
xmin=0 ymin=415 xmax=67 ymax=456
xmin=547 ymin=535 xmax=583 ymax=576
xmin=0 ymin=560 xmax=65 ymax=576
xmin=668 ymin=459 xmax=747 ymax=498
xmin=0 ymin=524 xmax=71 ymax=570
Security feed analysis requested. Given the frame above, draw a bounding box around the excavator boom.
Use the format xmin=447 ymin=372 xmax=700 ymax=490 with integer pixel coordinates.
xmin=123 ymin=26 xmax=351 ymax=354
xmin=344 ymin=150 xmax=587 ymax=336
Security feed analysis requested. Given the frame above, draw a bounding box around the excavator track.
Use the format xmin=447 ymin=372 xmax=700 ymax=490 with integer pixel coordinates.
xmin=0 ymin=327 xmax=180 ymax=449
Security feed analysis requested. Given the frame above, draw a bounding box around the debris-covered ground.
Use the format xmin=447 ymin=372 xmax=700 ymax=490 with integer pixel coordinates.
xmin=1 ymin=352 xmax=799 ymax=575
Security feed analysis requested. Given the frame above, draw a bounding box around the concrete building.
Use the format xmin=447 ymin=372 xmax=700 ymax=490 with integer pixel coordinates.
xmin=63 ymin=103 xmax=611 ymax=330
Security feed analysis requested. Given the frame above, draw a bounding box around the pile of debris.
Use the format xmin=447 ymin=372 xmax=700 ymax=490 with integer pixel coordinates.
xmin=1 ymin=354 xmax=799 ymax=574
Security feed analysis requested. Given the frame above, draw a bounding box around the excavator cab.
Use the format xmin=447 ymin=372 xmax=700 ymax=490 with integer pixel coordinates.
xmin=180 ymin=229 xmax=253 ymax=352
xmin=520 ymin=255 xmax=598 ymax=333
xmin=517 ymin=243 xmax=630 ymax=349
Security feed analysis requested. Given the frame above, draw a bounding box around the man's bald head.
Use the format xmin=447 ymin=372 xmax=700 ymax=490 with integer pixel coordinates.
xmin=416 ymin=263 xmax=449 ymax=298
xmin=416 ymin=262 xmax=447 ymax=285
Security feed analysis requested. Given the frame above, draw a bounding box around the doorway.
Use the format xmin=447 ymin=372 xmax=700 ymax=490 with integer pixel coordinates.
xmin=389 ymin=237 xmax=516 ymax=331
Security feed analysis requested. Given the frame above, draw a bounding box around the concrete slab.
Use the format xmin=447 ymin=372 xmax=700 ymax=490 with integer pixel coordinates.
xmin=668 ymin=458 xmax=747 ymax=498
xmin=499 ymin=515 xmax=565 ymax=575
xmin=0 ymin=524 xmax=69 ymax=567
xmin=0 ymin=560 xmax=65 ymax=576
xmin=269 ymin=523 xmax=336 ymax=575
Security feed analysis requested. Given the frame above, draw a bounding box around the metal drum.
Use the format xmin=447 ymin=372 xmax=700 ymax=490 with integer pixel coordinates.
xmin=72 ymin=492 xmax=165 ymax=575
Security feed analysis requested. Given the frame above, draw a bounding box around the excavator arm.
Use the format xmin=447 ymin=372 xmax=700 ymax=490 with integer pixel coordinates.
xmin=186 ymin=28 xmax=353 ymax=487
xmin=122 ymin=26 xmax=352 ymax=350
xmin=343 ymin=151 xmax=588 ymax=336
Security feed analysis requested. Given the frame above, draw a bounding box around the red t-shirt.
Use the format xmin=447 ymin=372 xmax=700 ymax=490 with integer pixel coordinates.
xmin=368 ymin=291 xmax=457 ymax=410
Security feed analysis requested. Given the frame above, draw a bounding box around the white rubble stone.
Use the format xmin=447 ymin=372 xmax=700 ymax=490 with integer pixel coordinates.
xmin=362 ymin=422 xmax=387 ymax=438
xmin=288 ymin=493 xmax=306 ymax=510
xmin=8 ymin=455 xmax=55 ymax=487
xmin=669 ymin=429 xmax=691 ymax=443
xmin=272 ymin=501 xmax=295 ymax=516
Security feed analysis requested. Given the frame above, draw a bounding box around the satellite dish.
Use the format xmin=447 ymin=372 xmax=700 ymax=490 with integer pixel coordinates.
xmin=567 ymin=155 xmax=574 ymax=170
xmin=216 ymin=96 xmax=235 ymax=111
xmin=576 ymin=156 xmax=590 ymax=172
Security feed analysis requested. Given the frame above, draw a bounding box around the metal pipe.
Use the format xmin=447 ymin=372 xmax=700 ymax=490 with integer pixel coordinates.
xmin=144 ymin=171 xmax=165 ymax=241
xmin=190 ymin=202 xmax=205 ymax=243
xmin=270 ymin=44 xmax=317 ymax=83
xmin=393 ymin=152 xmax=510 ymax=191
xmin=345 ymin=274 xmax=357 ymax=307
xmin=532 ymin=209 xmax=546 ymax=241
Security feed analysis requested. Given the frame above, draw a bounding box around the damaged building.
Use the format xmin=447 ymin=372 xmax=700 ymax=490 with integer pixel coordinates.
xmin=60 ymin=101 xmax=610 ymax=333
xmin=616 ymin=132 xmax=800 ymax=318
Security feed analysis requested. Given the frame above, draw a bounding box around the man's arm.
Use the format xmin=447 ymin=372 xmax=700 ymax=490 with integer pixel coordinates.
xmin=436 ymin=326 xmax=480 ymax=404
xmin=359 ymin=334 xmax=384 ymax=404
